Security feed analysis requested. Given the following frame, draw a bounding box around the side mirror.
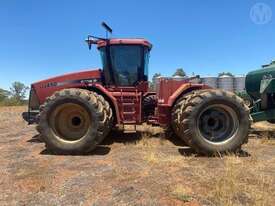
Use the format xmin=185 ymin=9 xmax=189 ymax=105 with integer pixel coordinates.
xmin=85 ymin=36 xmax=96 ymax=50
xmin=88 ymin=42 xmax=92 ymax=50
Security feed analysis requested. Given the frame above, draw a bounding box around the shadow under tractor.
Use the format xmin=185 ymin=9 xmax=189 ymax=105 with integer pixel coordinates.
xmin=23 ymin=23 xmax=255 ymax=155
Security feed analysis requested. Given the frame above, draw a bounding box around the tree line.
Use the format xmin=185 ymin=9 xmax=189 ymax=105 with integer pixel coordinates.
xmin=0 ymin=82 xmax=29 ymax=106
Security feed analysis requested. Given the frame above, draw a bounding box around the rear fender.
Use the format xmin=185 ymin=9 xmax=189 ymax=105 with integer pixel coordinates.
xmin=157 ymin=84 xmax=210 ymax=126
xmin=167 ymin=83 xmax=210 ymax=107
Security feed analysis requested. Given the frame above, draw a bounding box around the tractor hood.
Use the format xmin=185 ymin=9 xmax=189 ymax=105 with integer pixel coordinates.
xmin=31 ymin=69 xmax=102 ymax=104
xmin=246 ymin=61 xmax=275 ymax=100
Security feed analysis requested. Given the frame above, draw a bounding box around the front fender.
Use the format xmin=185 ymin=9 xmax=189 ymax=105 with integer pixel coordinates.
xmin=86 ymin=84 xmax=121 ymax=124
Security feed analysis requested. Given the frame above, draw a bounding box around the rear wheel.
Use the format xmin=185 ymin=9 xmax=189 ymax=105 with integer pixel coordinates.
xmin=143 ymin=94 xmax=157 ymax=119
xmin=39 ymin=89 xmax=112 ymax=154
xmin=267 ymin=119 xmax=275 ymax=124
xmin=172 ymin=89 xmax=250 ymax=155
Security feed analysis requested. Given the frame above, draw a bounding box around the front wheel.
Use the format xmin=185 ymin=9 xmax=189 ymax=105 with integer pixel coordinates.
xmin=172 ymin=89 xmax=250 ymax=155
xmin=39 ymin=89 xmax=112 ymax=154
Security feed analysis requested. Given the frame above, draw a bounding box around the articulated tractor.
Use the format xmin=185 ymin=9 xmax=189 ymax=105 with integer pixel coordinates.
xmin=24 ymin=23 xmax=266 ymax=155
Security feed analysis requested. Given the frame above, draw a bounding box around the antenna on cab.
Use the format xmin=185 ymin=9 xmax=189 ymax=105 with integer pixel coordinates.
xmin=101 ymin=22 xmax=112 ymax=39
xmin=86 ymin=22 xmax=113 ymax=50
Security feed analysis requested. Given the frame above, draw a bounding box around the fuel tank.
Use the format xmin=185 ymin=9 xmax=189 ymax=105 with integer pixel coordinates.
xmin=245 ymin=60 xmax=275 ymax=100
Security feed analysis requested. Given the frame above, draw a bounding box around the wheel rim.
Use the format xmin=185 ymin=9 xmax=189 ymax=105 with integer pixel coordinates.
xmin=49 ymin=103 xmax=91 ymax=141
xmin=197 ymin=104 xmax=239 ymax=144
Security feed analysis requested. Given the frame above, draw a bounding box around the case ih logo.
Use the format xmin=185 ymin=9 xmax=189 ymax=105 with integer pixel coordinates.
xmin=40 ymin=78 xmax=100 ymax=88
xmin=250 ymin=3 xmax=272 ymax=25
xmin=40 ymin=82 xmax=58 ymax=88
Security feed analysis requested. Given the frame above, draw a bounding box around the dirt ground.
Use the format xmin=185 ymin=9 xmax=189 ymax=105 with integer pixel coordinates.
xmin=0 ymin=106 xmax=275 ymax=206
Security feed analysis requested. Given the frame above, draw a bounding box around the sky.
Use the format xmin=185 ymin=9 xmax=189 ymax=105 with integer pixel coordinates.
xmin=0 ymin=0 xmax=275 ymax=90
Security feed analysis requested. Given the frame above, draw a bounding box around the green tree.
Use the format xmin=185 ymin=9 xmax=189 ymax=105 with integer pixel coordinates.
xmin=172 ymin=68 xmax=186 ymax=77
xmin=9 ymin=82 xmax=29 ymax=103
xmin=0 ymin=88 xmax=10 ymax=102
xmin=152 ymin=73 xmax=161 ymax=83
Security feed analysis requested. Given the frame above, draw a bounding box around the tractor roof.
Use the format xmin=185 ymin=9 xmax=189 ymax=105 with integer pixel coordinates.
xmin=97 ymin=38 xmax=152 ymax=49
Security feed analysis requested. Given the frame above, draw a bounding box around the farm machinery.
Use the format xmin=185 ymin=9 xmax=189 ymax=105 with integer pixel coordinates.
xmin=246 ymin=60 xmax=275 ymax=123
xmin=22 ymin=23 xmax=254 ymax=155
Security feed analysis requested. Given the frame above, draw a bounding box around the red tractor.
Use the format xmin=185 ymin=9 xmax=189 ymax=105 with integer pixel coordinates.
xmin=23 ymin=23 xmax=250 ymax=155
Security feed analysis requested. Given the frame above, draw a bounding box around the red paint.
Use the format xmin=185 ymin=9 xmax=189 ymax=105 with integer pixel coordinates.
xmin=156 ymin=78 xmax=210 ymax=106
xmin=31 ymin=68 xmax=211 ymax=126
xmin=156 ymin=78 xmax=211 ymax=125
xmin=33 ymin=69 xmax=102 ymax=104
xmin=167 ymin=83 xmax=210 ymax=106
xmin=97 ymin=38 xmax=152 ymax=49
xmin=32 ymin=71 xmax=211 ymax=126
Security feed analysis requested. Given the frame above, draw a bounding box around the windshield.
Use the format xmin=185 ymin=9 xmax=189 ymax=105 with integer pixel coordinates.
xmin=99 ymin=45 xmax=149 ymax=86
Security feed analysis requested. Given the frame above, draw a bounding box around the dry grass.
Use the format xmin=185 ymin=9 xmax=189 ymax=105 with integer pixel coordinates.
xmin=195 ymin=155 xmax=275 ymax=206
xmin=170 ymin=184 xmax=193 ymax=202
xmin=0 ymin=106 xmax=27 ymax=130
xmin=134 ymin=132 xmax=154 ymax=148
xmin=143 ymin=150 xmax=187 ymax=165
xmin=260 ymin=138 xmax=275 ymax=145
xmin=1 ymin=106 xmax=275 ymax=205
xmin=135 ymin=132 xmax=190 ymax=165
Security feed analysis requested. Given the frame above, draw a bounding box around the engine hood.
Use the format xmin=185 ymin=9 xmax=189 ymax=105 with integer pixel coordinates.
xmin=32 ymin=69 xmax=102 ymax=104
xmin=33 ymin=69 xmax=102 ymax=85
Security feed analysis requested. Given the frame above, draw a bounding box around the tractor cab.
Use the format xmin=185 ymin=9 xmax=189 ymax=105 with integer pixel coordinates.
xmin=86 ymin=22 xmax=152 ymax=89
xmin=86 ymin=36 xmax=153 ymax=125
xmin=96 ymin=39 xmax=152 ymax=87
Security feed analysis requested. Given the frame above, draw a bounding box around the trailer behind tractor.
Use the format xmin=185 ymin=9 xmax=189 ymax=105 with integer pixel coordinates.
xmin=23 ymin=23 xmax=251 ymax=155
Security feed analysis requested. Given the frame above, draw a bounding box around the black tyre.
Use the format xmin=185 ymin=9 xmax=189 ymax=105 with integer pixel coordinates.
xmin=172 ymin=89 xmax=250 ymax=155
xmin=143 ymin=94 xmax=157 ymax=119
xmin=267 ymin=119 xmax=275 ymax=124
xmin=93 ymin=92 xmax=114 ymax=136
xmin=36 ymin=125 xmax=42 ymax=134
xmin=39 ymin=88 xmax=112 ymax=154
xmin=164 ymin=126 xmax=188 ymax=146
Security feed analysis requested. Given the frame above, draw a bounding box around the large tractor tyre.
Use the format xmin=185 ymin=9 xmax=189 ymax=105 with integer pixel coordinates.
xmin=172 ymin=89 xmax=250 ymax=155
xmin=143 ymin=94 xmax=157 ymax=119
xmin=36 ymin=125 xmax=42 ymax=134
xmin=39 ymin=88 xmax=112 ymax=154
xmin=267 ymin=119 xmax=275 ymax=124
xmin=93 ymin=92 xmax=114 ymax=136
xmin=164 ymin=126 xmax=188 ymax=146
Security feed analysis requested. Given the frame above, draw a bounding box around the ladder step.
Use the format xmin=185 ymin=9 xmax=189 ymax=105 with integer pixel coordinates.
xmin=123 ymin=111 xmax=136 ymax=115
xmin=122 ymin=102 xmax=135 ymax=106
xmin=123 ymin=120 xmax=136 ymax=124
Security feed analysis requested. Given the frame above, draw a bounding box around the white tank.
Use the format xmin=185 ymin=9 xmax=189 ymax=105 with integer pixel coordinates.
xmin=234 ymin=76 xmax=246 ymax=92
xmin=201 ymin=76 xmax=218 ymax=88
xmin=172 ymin=75 xmax=187 ymax=81
xmin=189 ymin=75 xmax=201 ymax=84
xmin=218 ymin=75 xmax=234 ymax=91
